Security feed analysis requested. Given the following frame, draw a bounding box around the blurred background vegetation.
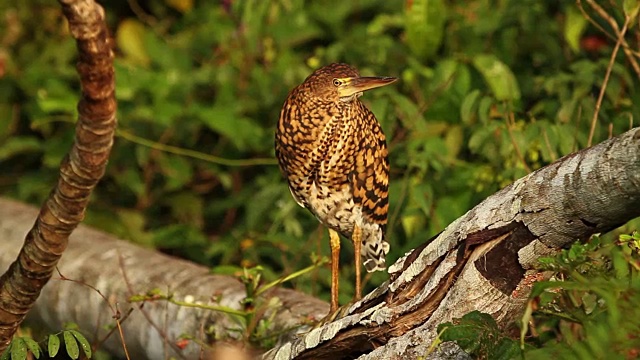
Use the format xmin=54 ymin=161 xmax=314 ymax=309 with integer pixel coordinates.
xmin=1 ymin=0 xmax=640 ymax=355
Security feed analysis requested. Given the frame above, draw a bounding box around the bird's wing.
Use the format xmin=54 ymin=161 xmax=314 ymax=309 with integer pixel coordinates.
xmin=275 ymin=102 xmax=307 ymax=209
xmin=350 ymin=107 xmax=389 ymax=231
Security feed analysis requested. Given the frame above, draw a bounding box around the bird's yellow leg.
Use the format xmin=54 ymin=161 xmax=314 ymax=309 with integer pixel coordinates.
xmin=329 ymin=229 xmax=341 ymax=313
xmin=353 ymin=225 xmax=362 ymax=301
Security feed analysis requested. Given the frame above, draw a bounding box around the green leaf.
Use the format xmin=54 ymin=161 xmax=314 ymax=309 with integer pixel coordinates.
xmin=564 ymin=6 xmax=588 ymax=53
xmin=69 ymin=330 xmax=92 ymax=358
xmin=196 ymin=104 xmax=265 ymax=151
xmin=156 ymin=154 xmax=193 ymax=191
xmin=116 ymin=19 xmax=150 ymax=66
xmin=477 ymin=96 xmax=495 ymax=124
xmin=460 ymin=90 xmax=481 ymax=124
xmin=405 ymin=0 xmax=446 ymax=60
xmin=445 ymin=125 xmax=464 ymax=159
xmin=624 ymin=0 xmax=640 ymax=23
xmin=23 ymin=338 xmax=41 ymax=359
xmin=47 ymin=335 xmax=60 ymax=357
xmin=438 ymin=311 xmax=523 ymax=359
xmin=10 ymin=338 xmax=27 ymax=360
xmin=472 ymin=54 xmax=521 ymax=101
xmin=0 ymin=136 xmax=41 ymax=161
xmin=0 ymin=347 xmax=9 ymax=360
xmin=63 ymin=331 xmax=80 ymax=360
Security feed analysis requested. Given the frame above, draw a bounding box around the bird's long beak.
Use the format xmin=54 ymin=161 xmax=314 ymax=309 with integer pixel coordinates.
xmin=338 ymin=76 xmax=398 ymax=98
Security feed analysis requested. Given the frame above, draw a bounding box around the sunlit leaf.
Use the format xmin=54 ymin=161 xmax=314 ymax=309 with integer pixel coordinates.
xmin=116 ymin=19 xmax=150 ymax=66
xmin=23 ymin=338 xmax=41 ymax=359
xmin=472 ymin=54 xmax=520 ymax=101
xmin=10 ymin=338 xmax=27 ymax=360
xmin=47 ymin=335 xmax=60 ymax=357
xmin=0 ymin=136 xmax=41 ymax=161
xmin=564 ymin=6 xmax=588 ymax=53
xmin=69 ymin=330 xmax=92 ymax=359
xmin=445 ymin=125 xmax=464 ymax=159
xmin=405 ymin=0 xmax=446 ymax=60
xmin=460 ymin=90 xmax=481 ymax=124
xmin=624 ymin=0 xmax=640 ymax=24
xmin=63 ymin=331 xmax=79 ymax=360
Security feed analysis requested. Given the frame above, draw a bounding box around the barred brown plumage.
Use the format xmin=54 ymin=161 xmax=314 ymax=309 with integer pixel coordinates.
xmin=275 ymin=63 xmax=397 ymax=313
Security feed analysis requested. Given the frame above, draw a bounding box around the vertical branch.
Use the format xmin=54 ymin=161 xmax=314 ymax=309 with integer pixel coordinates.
xmin=587 ymin=14 xmax=630 ymax=147
xmin=0 ymin=0 xmax=116 ymax=351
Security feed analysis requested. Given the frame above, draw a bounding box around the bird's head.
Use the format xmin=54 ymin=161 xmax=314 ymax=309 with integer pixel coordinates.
xmin=302 ymin=63 xmax=397 ymax=104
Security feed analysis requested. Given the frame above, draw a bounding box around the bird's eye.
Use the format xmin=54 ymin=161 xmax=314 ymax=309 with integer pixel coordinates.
xmin=332 ymin=79 xmax=342 ymax=87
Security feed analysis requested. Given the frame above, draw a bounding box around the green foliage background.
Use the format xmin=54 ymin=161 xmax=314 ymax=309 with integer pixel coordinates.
xmin=1 ymin=0 xmax=640 ymax=354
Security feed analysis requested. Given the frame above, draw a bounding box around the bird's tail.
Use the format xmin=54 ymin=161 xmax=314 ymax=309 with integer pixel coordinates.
xmin=362 ymin=234 xmax=390 ymax=273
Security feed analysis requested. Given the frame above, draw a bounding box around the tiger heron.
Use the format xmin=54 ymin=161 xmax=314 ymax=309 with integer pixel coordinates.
xmin=275 ymin=63 xmax=397 ymax=313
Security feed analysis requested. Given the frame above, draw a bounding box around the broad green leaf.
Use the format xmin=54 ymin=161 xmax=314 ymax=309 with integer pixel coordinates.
xmin=438 ymin=311 xmax=523 ymax=359
xmin=445 ymin=125 xmax=464 ymax=159
xmin=0 ymin=136 xmax=41 ymax=161
xmin=10 ymin=338 xmax=27 ymax=360
xmin=564 ymin=6 xmax=588 ymax=53
xmin=63 ymin=331 xmax=79 ymax=360
xmin=430 ymin=59 xmax=458 ymax=93
xmin=69 ymin=330 xmax=92 ymax=359
xmin=460 ymin=90 xmax=481 ymax=124
xmin=23 ymin=338 xmax=41 ymax=359
xmin=48 ymin=335 xmax=60 ymax=357
xmin=405 ymin=0 xmax=446 ymax=60
xmin=0 ymin=347 xmax=8 ymax=360
xmin=624 ymin=0 xmax=640 ymax=23
xmin=156 ymin=154 xmax=193 ymax=191
xmin=477 ymin=96 xmax=495 ymax=124
xmin=197 ymin=104 xmax=265 ymax=151
xmin=472 ymin=54 xmax=521 ymax=101
xmin=401 ymin=213 xmax=424 ymax=237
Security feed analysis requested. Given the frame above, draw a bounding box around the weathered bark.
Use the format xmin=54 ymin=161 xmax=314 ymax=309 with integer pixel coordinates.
xmin=0 ymin=198 xmax=328 ymax=359
xmin=0 ymin=0 xmax=116 ymax=352
xmin=264 ymin=127 xmax=640 ymax=360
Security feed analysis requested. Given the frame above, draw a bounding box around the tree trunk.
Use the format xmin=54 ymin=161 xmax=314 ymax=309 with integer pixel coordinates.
xmin=0 ymin=198 xmax=329 ymax=359
xmin=0 ymin=0 xmax=116 ymax=352
xmin=264 ymin=127 xmax=640 ymax=360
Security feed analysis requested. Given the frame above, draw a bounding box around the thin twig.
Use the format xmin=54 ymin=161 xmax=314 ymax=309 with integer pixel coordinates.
xmin=504 ymin=106 xmax=531 ymax=173
xmin=117 ymin=253 xmax=189 ymax=360
xmin=117 ymin=129 xmax=278 ymax=166
xmin=579 ymin=0 xmax=640 ymax=81
xmin=542 ymin=128 xmax=558 ymax=162
xmin=572 ymin=106 xmax=582 ymax=153
xmin=54 ymin=268 xmax=132 ymax=359
xmin=587 ymin=14 xmax=631 ymax=146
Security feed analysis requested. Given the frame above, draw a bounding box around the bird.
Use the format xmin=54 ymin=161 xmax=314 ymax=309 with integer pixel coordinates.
xmin=275 ymin=63 xmax=397 ymax=313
